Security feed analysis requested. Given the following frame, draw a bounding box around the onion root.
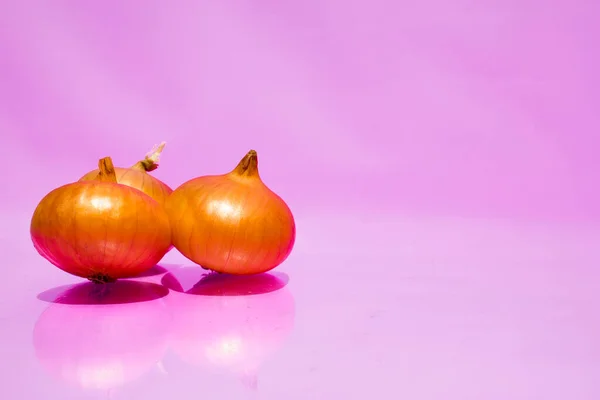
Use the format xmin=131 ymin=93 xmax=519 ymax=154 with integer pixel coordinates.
xmin=88 ymin=272 xmax=117 ymax=284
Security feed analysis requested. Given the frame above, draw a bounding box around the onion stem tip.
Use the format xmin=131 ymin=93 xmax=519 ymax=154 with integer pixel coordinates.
xmin=232 ymin=150 xmax=259 ymax=177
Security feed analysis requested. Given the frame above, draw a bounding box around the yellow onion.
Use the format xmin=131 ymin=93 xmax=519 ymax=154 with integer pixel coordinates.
xmin=31 ymin=157 xmax=172 ymax=282
xmin=166 ymin=150 xmax=296 ymax=275
xmin=79 ymin=142 xmax=172 ymax=206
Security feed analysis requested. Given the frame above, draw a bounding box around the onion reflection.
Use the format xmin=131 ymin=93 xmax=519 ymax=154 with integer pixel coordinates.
xmin=162 ymin=268 xmax=295 ymax=388
xmin=33 ymin=280 xmax=170 ymax=391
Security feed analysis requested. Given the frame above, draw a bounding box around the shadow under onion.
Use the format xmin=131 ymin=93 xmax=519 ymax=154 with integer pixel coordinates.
xmin=37 ymin=279 xmax=169 ymax=304
xmin=161 ymin=268 xmax=289 ymax=296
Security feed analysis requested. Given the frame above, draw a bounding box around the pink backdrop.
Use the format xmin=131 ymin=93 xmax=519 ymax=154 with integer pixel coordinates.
xmin=2 ymin=0 xmax=599 ymax=222
xmin=2 ymin=1 xmax=600 ymax=399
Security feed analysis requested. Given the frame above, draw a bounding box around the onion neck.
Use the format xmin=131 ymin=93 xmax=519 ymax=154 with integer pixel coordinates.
xmin=230 ymin=150 xmax=259 ymax=178
xmin=131 ymin=142 xmax=166 ymax=172
xmin=96 ymin=157 xmax=118 ymax=183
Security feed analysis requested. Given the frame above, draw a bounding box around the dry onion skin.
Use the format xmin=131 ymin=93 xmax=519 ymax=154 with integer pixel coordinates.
xmin=166 ymin=150 xmax=296 ymax=275
xmin=31 ymin=157 xmax=172 ymax=283
xmin=79 ymin=142 xmax=172 ymax=206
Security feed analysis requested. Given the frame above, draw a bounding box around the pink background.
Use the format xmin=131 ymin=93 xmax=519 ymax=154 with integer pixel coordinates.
xmin=1 ymin=1 xmax=600 ymax=399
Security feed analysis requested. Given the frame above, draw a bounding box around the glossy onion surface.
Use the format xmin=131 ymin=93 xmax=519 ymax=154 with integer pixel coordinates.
xmin=31 ymin=157 xmax=172 ymax=282
xmin=79 ymin=142 xmax=172 ymax=206
xmin=166 ymin=150 xmax=296 ymax=275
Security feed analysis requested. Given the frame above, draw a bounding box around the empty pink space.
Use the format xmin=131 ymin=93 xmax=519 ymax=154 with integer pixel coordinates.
xmin=1 ymin=0 xmax=599 ymax=399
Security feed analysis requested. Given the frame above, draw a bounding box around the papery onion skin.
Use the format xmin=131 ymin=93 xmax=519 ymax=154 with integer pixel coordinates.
xmin=166 ymin=150 xmax=296 ymax=275
xmin=31 ymin=157 xmax=172 ymax=283
xmin=79 ymin=142 xmax=172 ymax=206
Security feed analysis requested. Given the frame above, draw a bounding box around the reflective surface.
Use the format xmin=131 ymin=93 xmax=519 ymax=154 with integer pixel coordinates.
xmin=2 ymin=212 xmax=600 ymax=399
xmin=2 ymin=0 xmax=600 ymax=398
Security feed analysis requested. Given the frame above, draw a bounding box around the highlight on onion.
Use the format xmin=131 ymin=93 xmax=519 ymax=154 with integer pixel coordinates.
xmin=161 ymin=267 xmax=295 ymax=389
xmin=166 ymin=150 xmax=296 ymax=275
xmin=30 ymin=157 xmax=172 ymax=283
xmin=33 ymin=281 xmax=170 ymax=391
xmin=79 ymin=142 xmax=172 ymax=205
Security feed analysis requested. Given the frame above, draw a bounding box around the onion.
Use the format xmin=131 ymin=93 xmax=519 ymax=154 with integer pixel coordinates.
xmin=79 ymin=142 xmax=172 ymax=205
xmin=30 ymin=157 xmax=172 ymax=283
xmin=33 ymin=281 xmax=169 ymax=391
xmin=161 ymin=268 xmax=295 ymax=387
xmin=166 ymin=150 xmax=296 ymax=275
